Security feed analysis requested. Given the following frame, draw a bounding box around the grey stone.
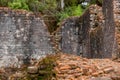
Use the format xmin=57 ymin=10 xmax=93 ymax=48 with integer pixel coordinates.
xmin=102 ymin=0 xmax=116 ymax=58
xmin=55 ymin=5 xmax=104 ymax=58
xmin=55 ymin=4 xmax=118 ymax=58
xmin=27 ymin=66 xmax=38 ymax=74
xmin=0 ymin=8 xmax=54 ymax=67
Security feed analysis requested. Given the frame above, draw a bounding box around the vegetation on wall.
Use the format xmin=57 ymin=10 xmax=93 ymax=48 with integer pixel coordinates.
xmin=0 ymin=0 xmax=102 ymax=11
xmin=0 ymin=0 xmax=102 ymax=33
xmin=56 ymin=4 xmax=84 ymax=24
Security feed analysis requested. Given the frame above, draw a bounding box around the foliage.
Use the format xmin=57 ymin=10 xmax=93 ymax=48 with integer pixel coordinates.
xmin=0 ymin=0 xmax=13 ymax=7
xmin=26 ymin=0 xmax=41 ymax=12
xmin=90 ymin=0 xmax=103 ymax=5
xmin=0 ymin=0 xmax=96 ymax=32
xmin=26 ymin=0 xmax=57 ymax=12
xmin=0 ymin=0 xmax=57 ymax=11
xmin=56 ymin=4 xmax=84 ymax=24
xmin=44 ymin=0 xmax=57 ymax=10
xmin=72 ymin=5 xmax=84 ymax=16
xmin=98 ymin=0 xmax=103 ymax=4
xmin=8 ymin=0 xmax=29 ymax=10
xmin=64 ymin=0 xmax=78 ymax=6
xmin=36 ymin=54 xmax=60 ymax=80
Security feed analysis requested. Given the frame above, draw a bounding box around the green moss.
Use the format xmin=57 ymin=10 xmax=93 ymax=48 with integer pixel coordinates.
xmin=37 ymin=54 xmax=60 ymax=80
xmin=22 ymin=54 xmax=60 ymax=80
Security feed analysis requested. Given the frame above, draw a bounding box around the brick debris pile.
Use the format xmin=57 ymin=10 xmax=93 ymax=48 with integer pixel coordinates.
xmin=54 ymin=54 xmax=120 ymax=80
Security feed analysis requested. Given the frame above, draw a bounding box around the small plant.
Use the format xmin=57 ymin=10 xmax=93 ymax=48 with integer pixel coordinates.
xmin=8 ymin=0 xmax=29 ymax=10
xmin=37 ymin=54 xmax=60 ymax=80
xmin=56 ymin=4 xmax=85 ymax=24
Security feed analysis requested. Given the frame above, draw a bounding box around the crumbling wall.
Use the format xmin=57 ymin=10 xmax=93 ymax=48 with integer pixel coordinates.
xmin=54 ymin=9 xmax=90 ymax=56
xmin=102 ymin=0 xmax=116 ymax=58
xmin=113 ymin=0 xmax=120 ymax=58
xmin=89 ymin=5 xmax=104 ymax=58
xmin=0 ymin=7 xmax=54 ymax=67
xmin=55 ymin=3 xmax=118 ymax=58
xmin=55 ymin=17 xmax=81 ymax=55
xmin=55 ymin=5 xmax=105 ymax=58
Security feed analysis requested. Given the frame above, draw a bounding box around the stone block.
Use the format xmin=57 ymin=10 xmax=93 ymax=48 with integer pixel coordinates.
xmin=27 ymin=66 xmax=38 ymax=74
xmin=90 ymin=77 xmax=112 ymax=80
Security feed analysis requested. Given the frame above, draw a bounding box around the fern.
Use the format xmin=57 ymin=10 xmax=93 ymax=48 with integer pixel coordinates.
xmin=8 ymin=0 xmax=29 ymax=10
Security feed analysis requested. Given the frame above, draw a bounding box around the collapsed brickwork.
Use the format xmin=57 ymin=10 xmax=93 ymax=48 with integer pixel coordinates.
xmin=0 ymin=7 xmax=54 ymax=67
xmin=54 ymin=54 xmax=120 ymax=80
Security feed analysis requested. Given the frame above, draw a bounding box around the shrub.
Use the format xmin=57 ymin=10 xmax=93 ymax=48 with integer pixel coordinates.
xmin=56 ymin=4 xmax=85 ymax=24
xmin=0 ymin=0 xmax=13 ymax=7
xmin=8 ymin=0 xmax=29 ymax=10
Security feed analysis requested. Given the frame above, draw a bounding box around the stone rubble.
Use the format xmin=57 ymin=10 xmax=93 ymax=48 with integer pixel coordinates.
xmin=0 ymin=54 xmax=119 ymax=80
xmin=54 ymin=54 xmax=120 ymax=80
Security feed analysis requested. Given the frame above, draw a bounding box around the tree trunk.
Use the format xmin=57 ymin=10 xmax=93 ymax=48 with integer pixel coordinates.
xmin=61 ymin=0 xmax=64 ymax=10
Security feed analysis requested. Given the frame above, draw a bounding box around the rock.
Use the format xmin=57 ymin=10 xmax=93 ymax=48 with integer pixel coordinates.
xmin=59 ymin=65 xmax=71 ymax=70
xmin=90 ymin=77 xmax=112 ymax=80
xmin=39 ymin=70 xmax=51 ymax=75
xmin=103 ymin=66 xmax=114 ymax=73
xmin=27 ymin=66 xmax=38 ymax=74
xmin=28 ymin=74 xmax=39 ymax=78
xmin=9 ymin=72 xmax=25 ymax=80
xmin=111 ymin=75 xmax=120 ymax=80
xmin=39 ymin=65 xmax=47 ymax=70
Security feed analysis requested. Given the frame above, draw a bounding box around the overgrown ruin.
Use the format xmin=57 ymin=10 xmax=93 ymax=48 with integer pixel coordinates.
xmin=0 ymin=0 xmax=120 ymax=68
xmin=55 ymin=0 xmax=120 ymax=58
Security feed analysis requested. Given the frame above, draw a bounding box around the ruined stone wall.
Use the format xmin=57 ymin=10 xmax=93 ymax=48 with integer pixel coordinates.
xmin=113 ymin=0 xmax=120 ymax=24
xmin=102 ymin=0 xmax=116 ymax=58
xmin=54 ymin=9 xmax=90 ymax=56
xmin=55 ymin=3 xmax=119 ymax=58
xmin=0 ymin=7 xmax=54 ymax=67
xmin=89 ymin=5 xmax=104 ymax=58
xmin=55 ymin=17 xmax=83 ymax=55
xmin=113 ymin=0 xmax=120 ymax=58
xmin=56 ymin=5 xmax=106 ymax=58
